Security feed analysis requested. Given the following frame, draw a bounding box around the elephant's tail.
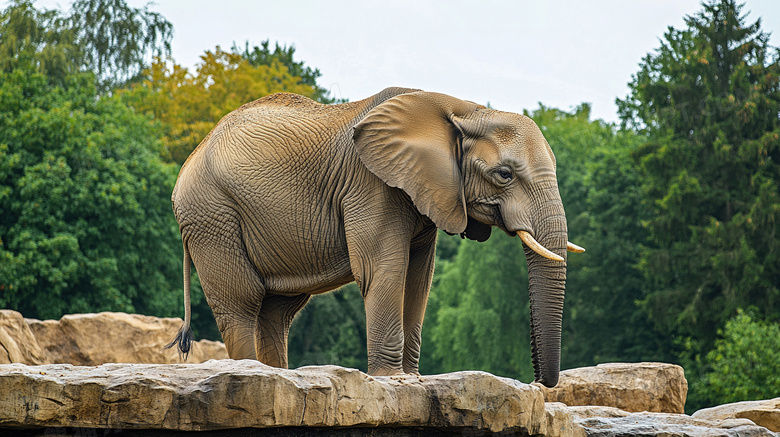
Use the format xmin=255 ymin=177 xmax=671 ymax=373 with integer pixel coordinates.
xmin=166 ymin=245 xmax=194 ymax=359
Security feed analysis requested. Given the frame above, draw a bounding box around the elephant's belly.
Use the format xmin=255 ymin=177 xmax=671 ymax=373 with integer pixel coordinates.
xmin=258 ymin=258 xmax=355 ymax=296
xmin=235 ymin=193 xmax=356 ymax=295
xmin=243 ymin=230 xmax=356 ymax=296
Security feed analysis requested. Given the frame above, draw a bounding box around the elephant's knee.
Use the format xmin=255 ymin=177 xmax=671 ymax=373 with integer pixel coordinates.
xmin=367 ymin=328 xmax=404 ymax=376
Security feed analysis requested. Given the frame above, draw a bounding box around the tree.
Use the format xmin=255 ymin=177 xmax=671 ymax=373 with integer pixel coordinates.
xmin=121 ymin=47 xmax=326 ymax=164
xmin=0 ymin=67 xmax=182 ymax=320
xmin=0 ymin=0 xmax=78 ymax=82
xmin=529 ymin=105 xmax=667 ymax=368
xmin=687 ymin=310 xmax=780 ymax=410
xmin=68 ymin=0 xmax=172 ymax=91
xmin=233 ymin=40 xmax=343 ymax=104
xmin=0 ymin=0 xmax=172 ymax=92
xmin=423 ymin=229 xmax=534 ymax=381
xmin=617 ymin=0 xmax=780 ymax=354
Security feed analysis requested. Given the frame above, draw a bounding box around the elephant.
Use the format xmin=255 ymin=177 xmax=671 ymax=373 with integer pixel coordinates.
xmin=166 ymin=87 xmax=583 ymax=387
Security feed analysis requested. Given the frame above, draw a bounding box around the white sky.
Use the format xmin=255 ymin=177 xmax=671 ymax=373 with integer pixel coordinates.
xmin=31 ymin=0 xmax=780 ymax=122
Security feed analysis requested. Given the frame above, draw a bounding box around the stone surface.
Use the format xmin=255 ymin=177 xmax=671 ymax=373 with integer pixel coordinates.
xmin=0 ymin=360 xmax=553 ymax=434
xmin=538 ymin=362 xmax=688 ymax=413
xmin=570 ymin=405 xmax=777 ymax=437
xmin=26 ymin=312 xmax=228 ymax=365
xmin=693 ymin=398 xmax=780 ymax=432
xmin=0 ymin=310 xmax=48 ymax=365
xmin=544 ymin=402 xmax=587 ymax=437
xmin=2 ymin=311 xmax=776 ymax=436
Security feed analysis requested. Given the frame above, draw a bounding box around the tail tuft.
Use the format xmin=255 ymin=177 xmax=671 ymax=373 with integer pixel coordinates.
xmin=165 ymin=325 xmax=194 ymax=360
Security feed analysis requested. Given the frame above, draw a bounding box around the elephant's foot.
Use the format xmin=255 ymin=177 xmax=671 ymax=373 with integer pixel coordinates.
xmin=368 ymin=367 xmax=405 ymax=377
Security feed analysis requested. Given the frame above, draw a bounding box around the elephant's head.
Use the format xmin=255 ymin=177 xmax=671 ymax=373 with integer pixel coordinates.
xmin=353 ymin=91 xmax=583 ymax=387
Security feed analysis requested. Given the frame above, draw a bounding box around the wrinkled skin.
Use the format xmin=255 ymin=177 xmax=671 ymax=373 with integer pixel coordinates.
xmin=169 ymin=87 xmax=569 ymax=386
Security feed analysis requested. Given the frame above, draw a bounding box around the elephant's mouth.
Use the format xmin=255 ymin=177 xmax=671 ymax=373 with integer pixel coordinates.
xmin=465 ymin=201 xmax=584 ymax=258
xmin=466 ymin=199 xmax=509 ymax=232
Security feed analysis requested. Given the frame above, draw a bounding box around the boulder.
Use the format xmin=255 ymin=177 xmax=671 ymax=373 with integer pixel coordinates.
xmin=569 ymin=405 xmax=777 ymax=437
xmin=545 ymin=402 xmax=587 ymax=437
xmin=692 ymin=398 xmax=780 ymax=432
xmin=538 ymin=362 xmax=688 ymax=413
xmin=0 ymin=360 xmax=557 ymax=435
xmin=0 ymin=310 xmax=48 ymax=365
xmin=26 ymin=312 xmax=228 ymax=365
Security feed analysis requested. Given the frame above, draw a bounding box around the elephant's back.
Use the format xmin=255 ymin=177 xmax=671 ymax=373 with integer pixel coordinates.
xmin=227 ymin=87 xmax=423 ymax=129
xmin=238 ymin=92 xmax=322 ymax=111
xmin=175 ymin=87 xmax=424 ymax=199
xmin=184 ymin=87 xmax=422 ymax=165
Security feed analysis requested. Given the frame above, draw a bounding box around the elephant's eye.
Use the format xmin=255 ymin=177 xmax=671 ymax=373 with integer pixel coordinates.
xmin=497 ymin=168 xmax=513 ymax=182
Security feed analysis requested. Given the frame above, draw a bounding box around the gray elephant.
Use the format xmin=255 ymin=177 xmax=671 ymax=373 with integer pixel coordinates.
xmin=167 ymin=87 xmax=582 ymax=386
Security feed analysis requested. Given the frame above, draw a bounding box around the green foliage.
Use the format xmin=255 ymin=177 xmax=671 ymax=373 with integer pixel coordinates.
xmin=617 ymin=0 xmax=780 ymax=354
xmin=434 ymin=230 xmax=461 ymax=263
xmin=686 ymin=310 xmax=780 ymax=410
xmin=529 ymin=105 xmax=669 ymax=368
xmin=121 ymin=47 xmax=328 ymax=164
xmin=0 ymin=0 xmax=172 ymax=92
xmin=0 ymin=67 xmax=181 ymax=320
xmin=288 ymin=284 xmax=367 ymax=371
xmin=423 ymin=229 xmax=533 ymax=382
xmin=0 ymin=0 xmax=78 ymax=81
xmin=233 ymin=40 xmax=343 ymax=104
xmin=69 ymin=0 xmax=173 ymax=91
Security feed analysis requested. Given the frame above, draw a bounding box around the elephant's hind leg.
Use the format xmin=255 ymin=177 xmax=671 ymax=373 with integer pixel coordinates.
xmin=186 ymin=215 xmax=264 ymax=361
xmin=255 ymin=293 xmax=311 ymax=368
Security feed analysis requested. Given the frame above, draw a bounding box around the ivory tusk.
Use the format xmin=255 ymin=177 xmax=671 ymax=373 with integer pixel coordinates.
xmin=517 ymin=231 xmax=565 ymax=262
xmin=567 ymin=241 xmax=586 ymax=253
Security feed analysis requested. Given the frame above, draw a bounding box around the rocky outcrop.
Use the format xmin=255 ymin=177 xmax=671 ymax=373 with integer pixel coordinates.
xmin=0 ymin=310 xmax=48 ymax=365
xmin=0 ymin=360 xmax=566 ymax=435
xmin=692 ymin=398 xmax=780 ymax=432
xmin=2 ymin=359 xmax=777 ymax=436
xmin=538 ymin=362 xmax=688 ymax=413
xmin=26 ymin=312 xmax=228 ymax=365
xmin=1 ymin=311 xmax=777 ymax=436
xmin=570 ymin=405 xmax=777 ymax=436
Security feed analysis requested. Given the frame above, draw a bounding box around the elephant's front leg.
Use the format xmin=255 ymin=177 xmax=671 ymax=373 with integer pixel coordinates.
xmin=402 ymin=228 xmax=437 ymax=374
xmin=348 ymin=234 xmax=410 ymax=376
xmin=345 ymin=191 xmax=420 ymax=376
xmin=362 ymin=270 xmax=407 ymax=376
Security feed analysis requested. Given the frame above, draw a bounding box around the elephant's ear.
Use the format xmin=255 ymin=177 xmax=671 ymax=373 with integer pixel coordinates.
xmin=353 ymin=92 xmax=480 ymax=234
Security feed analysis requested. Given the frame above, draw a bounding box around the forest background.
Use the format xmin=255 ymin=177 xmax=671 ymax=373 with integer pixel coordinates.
xmin=0 ymin=0 xmax=778 ymax=412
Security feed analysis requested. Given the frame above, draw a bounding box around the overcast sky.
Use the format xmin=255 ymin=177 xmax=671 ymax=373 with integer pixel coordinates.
xmin=33 ymin=0 xmax=780 ymax=122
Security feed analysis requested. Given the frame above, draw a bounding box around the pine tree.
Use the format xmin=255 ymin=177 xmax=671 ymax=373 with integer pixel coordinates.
xmin=617 ymin=0 xmax=780 ymax=350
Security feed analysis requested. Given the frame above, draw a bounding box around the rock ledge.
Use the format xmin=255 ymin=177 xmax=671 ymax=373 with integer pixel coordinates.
xmin=0 ymin=360 xmax=559 ymax=435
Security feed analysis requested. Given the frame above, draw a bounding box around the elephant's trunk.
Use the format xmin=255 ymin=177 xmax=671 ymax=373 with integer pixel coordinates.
xmin=524 ymin=181 xmax=567 ymax=388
